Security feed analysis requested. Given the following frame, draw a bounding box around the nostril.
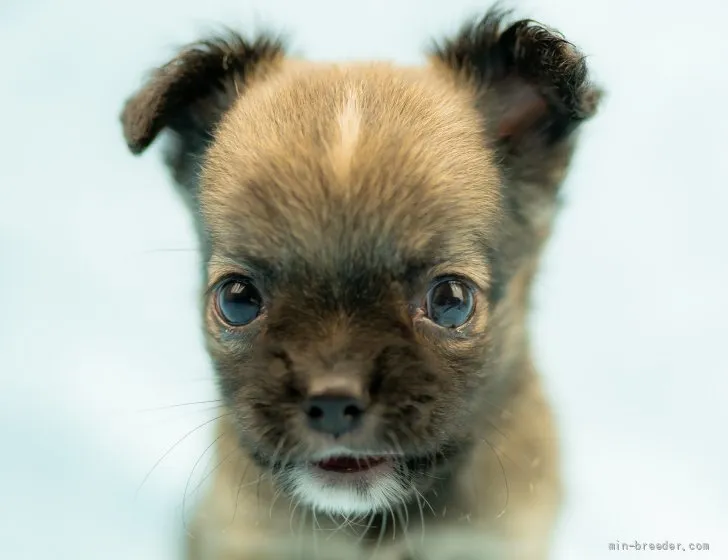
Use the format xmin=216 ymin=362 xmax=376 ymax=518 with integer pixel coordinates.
xmin=303 ymin=395 xmax=367 ymax=436
xmin=307 ymin=405 xmax=324 ymax=419
xmin=343 ymin=404 xmax=362 ymax=418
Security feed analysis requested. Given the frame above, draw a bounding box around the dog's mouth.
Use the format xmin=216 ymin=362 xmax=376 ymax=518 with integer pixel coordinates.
xmin=314 ymin=455 xmax=389 ymax=473
xmin=257 ymin=441 xmax=463 ymax=479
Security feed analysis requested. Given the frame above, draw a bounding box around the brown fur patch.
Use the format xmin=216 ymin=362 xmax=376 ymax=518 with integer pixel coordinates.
xmin=120 ymin=7 xmax=601 ymax=560
xmin=200 ymin=62 xmax=500 ymax=278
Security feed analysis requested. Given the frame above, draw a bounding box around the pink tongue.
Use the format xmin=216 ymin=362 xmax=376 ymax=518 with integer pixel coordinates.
xmin=317 ymin=456 xmax=386 ymax=472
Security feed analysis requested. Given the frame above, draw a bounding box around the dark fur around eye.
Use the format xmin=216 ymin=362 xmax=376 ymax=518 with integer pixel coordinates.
xmin=425 ymin=278 xmax=475 ymax=328
xmin=214 ymin=276 xmax=263 ymax=326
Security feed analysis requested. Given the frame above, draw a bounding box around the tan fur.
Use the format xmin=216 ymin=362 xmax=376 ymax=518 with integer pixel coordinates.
xmin=188 ymin=62 xmax=554 ymax=560
xmin=120 ymin=12 xmax=601 ymax=560
xmin=187 ymin=389 xmax=558 ymax=560
xmin=201 ymin=62 xmax=499 ymax=266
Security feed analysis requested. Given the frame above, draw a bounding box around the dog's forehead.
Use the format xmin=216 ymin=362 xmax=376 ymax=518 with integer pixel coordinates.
xmin=200 ymin=62 xmax=501 ymax=273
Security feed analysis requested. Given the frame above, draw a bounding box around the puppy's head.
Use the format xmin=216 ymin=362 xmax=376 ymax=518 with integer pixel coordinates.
xmin=121 ymin=10 xmax=600 ymax=517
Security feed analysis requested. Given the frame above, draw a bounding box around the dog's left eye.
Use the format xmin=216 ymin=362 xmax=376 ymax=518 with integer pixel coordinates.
xmin=214 ymin=276 xmax=262 ymax=326
xmin=425 ymin=278 xmax=475 ymax=328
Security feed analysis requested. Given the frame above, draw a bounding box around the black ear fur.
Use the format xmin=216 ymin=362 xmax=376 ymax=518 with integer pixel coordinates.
xmin=431 ymin=8 xmax=601 ymax=155
xmin=120 ymin=32 xmax=284 ymax=202
xmin=119 ymin=33 xmax=283 ymax=209
xmin=121 ymin=32 xmax=283 ymax=155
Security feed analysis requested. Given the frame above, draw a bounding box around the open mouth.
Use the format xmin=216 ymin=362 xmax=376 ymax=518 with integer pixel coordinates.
xmin=315 ymin=455 xmax=389 ymax=473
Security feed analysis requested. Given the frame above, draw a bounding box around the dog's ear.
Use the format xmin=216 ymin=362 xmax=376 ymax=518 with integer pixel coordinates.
xmin=120 ymin=33 xmax=284 ymax=189
xmin=431 ymin=9 xmax=601 ymax=174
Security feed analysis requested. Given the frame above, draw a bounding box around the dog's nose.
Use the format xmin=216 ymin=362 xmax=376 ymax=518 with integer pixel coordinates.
xmin=303 ymin=395 xmax=366 ymax=437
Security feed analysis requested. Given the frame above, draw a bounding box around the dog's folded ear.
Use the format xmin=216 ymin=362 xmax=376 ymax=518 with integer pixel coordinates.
xmin=120 ymin=33 xmax=284 ymax=194
xmin=121 ymin=33 xmax=284 ymax=155
xmin=431 ymin=9 xmax=601 ymax=163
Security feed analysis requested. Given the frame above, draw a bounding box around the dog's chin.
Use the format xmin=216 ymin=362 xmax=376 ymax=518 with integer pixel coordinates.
xmin=261 ymin=449 xmax=421 ymax=517
xmin=287 ymin=456 xmax=409 ymax=516
xmin=253 ymin=442 xmax=463 ymax=517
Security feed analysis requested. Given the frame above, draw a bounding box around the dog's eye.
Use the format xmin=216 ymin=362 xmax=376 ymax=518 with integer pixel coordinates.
xmin=215 ymin=277 xmax=262 ymax=326
xmin=425 ymin=278 xmax=475 ymax=328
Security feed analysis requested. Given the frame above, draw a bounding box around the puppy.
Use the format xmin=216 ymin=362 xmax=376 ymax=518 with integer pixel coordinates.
xmin=120 ymin=8 xmax=601 ymax=560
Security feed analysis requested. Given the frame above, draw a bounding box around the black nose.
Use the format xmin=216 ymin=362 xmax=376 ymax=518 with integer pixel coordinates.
xmin=303 ymin=395 xmax=366 ymax=437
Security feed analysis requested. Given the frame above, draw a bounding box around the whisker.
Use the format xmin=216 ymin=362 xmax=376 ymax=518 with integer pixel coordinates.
xmin=135 ymin=412 xmax=232 ymax=497
xmin=269 ymin=486 xmax=284 ymax=519
xmin=190 ymin=446 xmax=236 ymax=499
xmin=142 ymin=248 xmax=198 ymax=254
xmin=181 ymin=447 xmax=236 ymax=537
xmin=395 ymin=505 xmax=414 ymax=557
xmin=298 ymin=504 xmax=310 ymax=554
xmin=136 ymin=399 xmax=223 ymax=413
xmin=182 ymin=432 xmax=224 ymax=530
xmin=386 ymin=503 xmax=397 ymax=541
xmin=354 ymin=511 xmax=377 ymax=546
xmin=400 ymin=495 xmax=410 ymax=533
xmin=236 ymin=472 xmax=267 ymax=493
xmin=277 ymin=441 xmax=297 ymax=475
xmin=481 ymin=436 xmax=510 ymax=519
xmin=231 ymin=458 xmax=252 ymax=525
xmin=413 ymin=486 xmax=436 ymax=517
xmin=256 ymin=468 xmax=264 ymax=508
xmin=479 ymin=417 xmax=532 ymax=474
xmin=289 ymin=498 xmax=302 ymax=536
xmin=387 ymin=431 xmax=410 ymax=479
xmin=311 ymin=508 xmax=320 ymax=557
xmin=326 ymin=512 xmax=353 ymax=540
xmin=373 ymin=510 xmax=388 ymax=557
xmin=324 ymin=513 xmax=341 ymax=539
xmin=414 ymin=485 xmax=426 ymax=544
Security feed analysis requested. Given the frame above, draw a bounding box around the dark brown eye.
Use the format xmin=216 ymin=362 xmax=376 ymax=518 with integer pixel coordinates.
xmin=215 ymin=277 xmax=262 ymax=326
xmin=425 ymin=278 xmax=475 ymax=328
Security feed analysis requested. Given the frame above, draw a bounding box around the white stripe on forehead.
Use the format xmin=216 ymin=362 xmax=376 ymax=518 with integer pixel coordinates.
xmin=328 ymin=88 xmax=362 ymax=183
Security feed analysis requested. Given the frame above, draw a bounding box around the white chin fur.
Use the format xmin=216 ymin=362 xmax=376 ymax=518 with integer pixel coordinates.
xmin=289 ymin=464 xmax=409 ymax=517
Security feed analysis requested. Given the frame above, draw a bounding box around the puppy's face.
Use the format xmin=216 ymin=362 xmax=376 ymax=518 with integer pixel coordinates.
xmin=121 ymin=11 xmax=600 ymax=516
xmin=198 ymin=65 xmax=499 ymax=514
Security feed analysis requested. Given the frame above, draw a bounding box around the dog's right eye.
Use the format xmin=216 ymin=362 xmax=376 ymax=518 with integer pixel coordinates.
xmin=214 ymin=277 xmax=262 ymax=326
xmin=425 ymin=277 xmax=475 ymax=329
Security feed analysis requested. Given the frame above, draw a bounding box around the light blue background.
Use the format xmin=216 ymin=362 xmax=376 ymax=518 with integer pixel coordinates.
xmin=1 ymin=0 xmax=726 ymax=558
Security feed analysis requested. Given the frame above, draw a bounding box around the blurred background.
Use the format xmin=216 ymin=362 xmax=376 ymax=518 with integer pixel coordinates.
xmin=1 ymin=0 xmax=726 ymax=558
